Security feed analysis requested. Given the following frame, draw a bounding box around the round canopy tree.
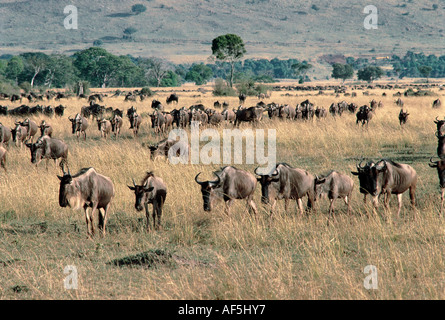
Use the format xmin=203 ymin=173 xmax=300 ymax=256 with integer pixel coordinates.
xmin=211 ymin=34 xmax=246 ymax=87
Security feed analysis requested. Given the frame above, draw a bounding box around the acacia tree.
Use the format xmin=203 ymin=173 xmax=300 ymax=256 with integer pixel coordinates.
xmin=20 ymin=52 xmax=50 ymax=87
xmin=357 ymin=65 xmax=384 ymax=83
xmin=331 ymin=63 xmax=354 ymax=83
xmin=211 ymin=34 xmax=246 ymax=87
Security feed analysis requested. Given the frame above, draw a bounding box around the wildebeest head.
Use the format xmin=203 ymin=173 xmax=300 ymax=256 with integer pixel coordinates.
xmin=254 ymin=167 xmax=280 ymax=204
xmin=194 ymin=172 xmax=222 ymax=211
xmin=434 ymin=117 xmax=445 ymax=137
xmin=25 ymin=141 xmax=43 ymax=164
xmin=351 ymin=160 xmax=386 ymax=196
xmin=127 ymin=177 xmax=154 ymax=211
xmin=57 ymin=169 xmax=75 ymax=208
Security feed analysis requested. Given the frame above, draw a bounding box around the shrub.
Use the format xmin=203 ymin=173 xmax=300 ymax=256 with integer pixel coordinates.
xmin=212 ymin=78 xmax=237 ymax=96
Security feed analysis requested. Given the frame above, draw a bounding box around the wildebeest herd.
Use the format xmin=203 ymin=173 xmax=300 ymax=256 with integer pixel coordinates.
xmin=0 ymin=92 xmax=444 ymax=237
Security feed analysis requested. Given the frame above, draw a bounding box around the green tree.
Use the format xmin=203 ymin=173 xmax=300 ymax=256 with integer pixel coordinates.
xmin=45 ymin=54 xmax=77 ymax=88
xmin=292 ymin=61 xmax=313 ymax=83
xmin=20 ymin=52 xmax=50 ymax=87
xmin=5 ymin=56 xmax=24 ymax=84
xmin=123 ymin=27 xmax=138 ymax=40
xmin=357 ymin=65 xmax=384 ymax=83
xmin=185 ymin=63 xmax=213 ymax=85
xmin=211 ymin=34 xmax=246 ymax=87
xmin=331 ymin=63 xmax=354 ymax=82
xmin=418 ymin=65 xmax=432 ymax=83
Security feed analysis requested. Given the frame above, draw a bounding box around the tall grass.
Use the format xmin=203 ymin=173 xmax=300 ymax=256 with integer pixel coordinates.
xmin=0 ymin=84 xmax=444 ymax=299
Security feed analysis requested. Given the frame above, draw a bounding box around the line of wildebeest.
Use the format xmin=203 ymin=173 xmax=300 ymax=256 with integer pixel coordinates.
xmin=0 ymin=91 xmax=444 ymax=237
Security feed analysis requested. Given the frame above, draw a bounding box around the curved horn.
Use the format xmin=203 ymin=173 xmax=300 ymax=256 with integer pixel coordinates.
xmin=212 ymin=172 xmax=222 ymax=185
xmin=435 ymin=116 xmax=439 ymax=122
xmin=194 ymin=172 xmax=205 ymax=185
xmin=132 ymin=178 xmax=136 ymax=187
xmin=254 ymin=167 xmax=263 ymax=176
xmin=357 ymin=159 xmax=366 ymax=170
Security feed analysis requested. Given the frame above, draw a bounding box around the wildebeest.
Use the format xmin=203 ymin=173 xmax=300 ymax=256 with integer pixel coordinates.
xmin=54 ymin=105 xmax=66 ymax=117
xmin=254 ymin=163 xmax=315 ymax=216
xmin=130 ymin=112 xmax=142 ymax=137
xmin=97 ymin=119 xmax=112 ymax=139
xmin=428 ymin=157 xmax=445 ymax=216
xmin=0 ymin=106 xmax=7 ymax=116
xmin=151 ymin=99 xmax=164 ymax=111
xmin=279 ymin=104 xmax=296 ymax=120
xmin=68 ymin=114 xmax=89 ymax=140
xmin=58 ymin=167 xmax=115 ymax=237
xmin=208 ymin=111 xmax=224 ymax=125
xmin=110 ymin=114 xmax=123 ymax=138
xmin=234 ymin=106 xmax=262 ymax=127
xmin=356 ymin=105 xmax=373 ymax=127
xmin=82 ymin=103 xmax=105 ymax=120
xmin=11 ymin=122 xmax=28 ymax=148
xmin=315 ymin=107 xmax=327 ymax=119
xmin=179 ymin=108 xmax=191 ymax=128
xmin=127 ymin=106 xmax=137 ymax=128
xmin=0 ymin=122 xmax=12 ymax=147
xmin=396 ymin=98 xmax=404 ymax=107
xmin=26 ymin=135 xmax=68 ymax=171
xmin=239 ymin=93 xmax=246 ymax=104
xmin=19 ymin=118 xmax=38 ymax=143
xmin=351 ymin=159 xmax=417 ymax=218
xmin=43 ymin=106 xmax=54 ymax=118
xmin=398 ymin=108 xmax=409 ymax=126
xmin=166 ymin=93 xmax=178 ymax=104
xmin=128 ymin=171 xmax=167 ymax=231
xmin=39 ymin=120 xmax=53 ymax=137
xmin=148 ymin=138 xmax=189 ymax=161
xmin=0 ymin=146 xmax=6 ymax=172
xmin=222 ymin=109 xmax=236 ymax=123
xmin=432 ymin=99 xmax=441 ymax=109
xmin=150 ymin=111 xmax=166 ymax=135
xmin=314 ymin=171 xmax=354 ymax=220
xmin=195 ymin=166 xmax=258 ymax=216
xmin=88 ymin=93 xmax=103 ymax=103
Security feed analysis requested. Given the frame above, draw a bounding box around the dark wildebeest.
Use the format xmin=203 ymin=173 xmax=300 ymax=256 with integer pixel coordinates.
xmin=436 ymin=130 xmax=445 ymax=159
xmin=195 ymin=166 xmax=258 ymax=216
xmin=127 ymin=106 xmax=137 ymax=128
xmin=179 ymin=108 xmax=190 ymax=128
xmin=434 ymin=116 xmax=445 ymax=137
xmin=315 ymin=107 xmax=327 ymax=119
xmin=39 ymin=120 xmax=53 ymax=137
xmin=58 ymin=167 xmax=115 ymax=237
xmin=148 ymin=138 xmax=189 ymax=162
xmin=170 ymin=109 xmax=181 ymax=127
xmin=110 ymin=114 xmax=123 ymax=138
xmin=88 ymin=93 xmax=103 ymax=103
xmin=0 ymin=106 xmax=7 ymax=116
xmin=398 ymin=108 xmax=409 ymax=126
xmin=254 ymin=163 xmax=315 ymax=217
xmin=356 ymin=105 xmax=373 ymax=127
xmin=151 ymin=99 xmax=164 ymax=111
xmin=234 ymin=106 xmax=261 ymax=127
xmin=68 ymin=113 xmax=89 ymax=141
xmin=314 ymin=171 xmax=354 ymax=220
xmin=43 ymin=106 xmax=54 ymax=118
xmin=0 ymin=122 xmax=12 ymax=147
xmin=150 ymin=111 xmax=165 ymax=135
xmin=26 ymin=135 xmax=69 ymax=171
xmin=54 ymin=105 xmax=66 ymax=117
xmin=208 ymin=111 xmax=224 ymax=126
xmin=351 ymin=159 xmax=417 ymax=218
xmin=395 ymin=98 xmax=404 ymax=107
xmin=0 ymin=146 xmax=6 ymax=172
xmin=239 ymin=93 xmax=246 ymax=104
xmin=166 ymin=93 xmax=179 ymax=105
xmin=97 ymin=119 xmax=112 ymax=139
xmin=128 ymin=172 xmax=167 ymax=231
xmin=432 ymin=99 xmax=441 ymax=109
xmin=428 ymin=157 xmax=445 ymax=216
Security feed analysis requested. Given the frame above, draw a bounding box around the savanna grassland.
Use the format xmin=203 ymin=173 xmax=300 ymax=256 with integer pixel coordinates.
xmin=1 ymin=82 xmax=445 ymax=300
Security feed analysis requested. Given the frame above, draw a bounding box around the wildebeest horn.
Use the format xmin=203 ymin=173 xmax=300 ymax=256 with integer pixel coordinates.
xmin=435 ymin=116 xmax=439 ymax=123
xmin=357 ymin=159 xmax=366 ymax=170
xmin=132 ymin=178 xmax=136 ymax=187
xmin=212 ymin=172 xmax=222 ymax=185
xmin=194 ymin=172 xmax=205 ymax=185
xmin=254 ymin=167 xmax=263 ymax=176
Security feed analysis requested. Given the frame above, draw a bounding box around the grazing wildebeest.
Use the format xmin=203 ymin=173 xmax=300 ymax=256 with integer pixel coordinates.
xmin=166 ymin=93 xmax=179 ymax=104
xmin=148 ymin=138 xmax=189 ymax=161
xmin=195 ymin=166 xmax=258 ymax=216
xmin=314 ymin=171 xmax=354 ymax=220
xmin=68 ymin=114 xmax=89 ymax=141
xmin=97 ymin=119 xmax=112 ymax=139
xmin=88 ymin=93 xmax=103 ymax=103
xmin=128 ymin=171 xmax=167 ymax=231
xmin=254 ymin=163 xmax=315 ymax=217
xmin=351 ymin=159 xmax=417 ymax=218
xmin=428 ymin=157 xmax=445 ymax=216
xmin=26 ymin=135 xmax=68 ymax=171
xmin=0 ymin=123 xmax=12 ymax=147
xmin=20 ymin=118 xmax=38 ymax=143
xmin=398 ymin=108 xmax=409 ymax=126
xmin=110 ymin=114 xmax=123 ymax=138
xmin=0 ymin=146 xmax=6 ymax=172
xmin=39 ymin=120 xmax=53 ymax=137
xmin=58 ymin=167 xmax=115 ymax=237
xmin=239 ymin=93 xmax=246 ymax=104
xmin=54 ymin=105 xmax=66 ymax=117
xmin=432 ymin=99 xmax=441 ymax=109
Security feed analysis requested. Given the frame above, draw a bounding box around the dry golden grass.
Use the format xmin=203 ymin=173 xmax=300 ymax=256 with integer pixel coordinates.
xmin=0 ymin=82 xmax=445 ymax=299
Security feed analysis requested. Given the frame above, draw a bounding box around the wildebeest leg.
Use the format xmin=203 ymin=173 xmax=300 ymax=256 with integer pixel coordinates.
xmin=345 ymin=195 xmax=351 ymax=215
xmin=246 ymin=195 xmax=258 ymax=218
xmin=84 ymin=206 xmax=92 ymax=238
xmin=144 ymin=203 xmax=151 ymax=231
xmin=396 ymin=194 xmax=403 ymax=219
xmin=224 ymin=199 xmax=233 ymax=215
xmin=441 ymin=188 xmax=445 ymax=217
xmin=89 ymin=204 xmax=97 ymax=236
xmin=284 ymin=198 xmax=289 ymax=212
xmin=297 ymin=198 xmax=304 ymax=215
xmin=328 ymin=198 xmax=336 ymax=221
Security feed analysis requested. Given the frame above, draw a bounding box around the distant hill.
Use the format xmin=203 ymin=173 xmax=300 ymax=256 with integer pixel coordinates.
xmin=0 ymin=0 xmax=444 ymax=79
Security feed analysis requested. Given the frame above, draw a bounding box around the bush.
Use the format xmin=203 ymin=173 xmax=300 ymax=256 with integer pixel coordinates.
xmin=131 ymin=4 xmax=147 ymax=14
xmin=140 ymin=87 xmax=154 ymax=96
xmin=0 ymin=81 xmax=20 ymax=96
xmin=212 ymin=78 xmax=237 ymax=96
xmin=19 ymin=81 xmax=31 ymax=93
xmin=235 ymin=78 xmax=271 ymax=96
xmin=72 ymin=81 xmax=90 ymax=96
